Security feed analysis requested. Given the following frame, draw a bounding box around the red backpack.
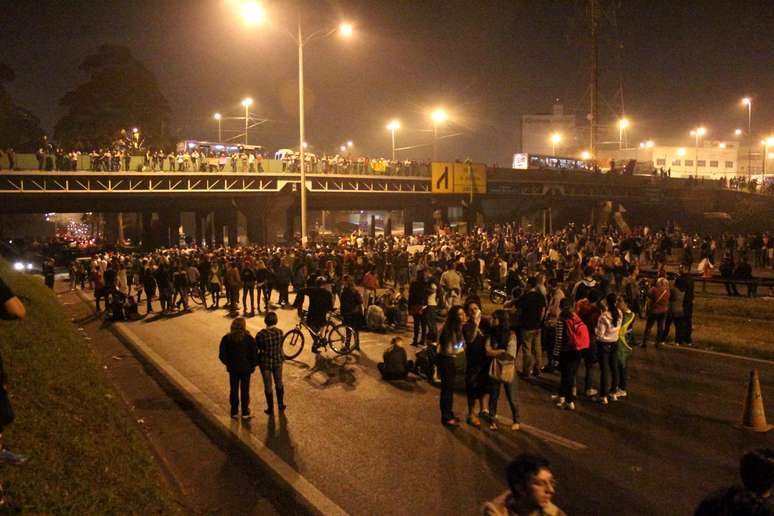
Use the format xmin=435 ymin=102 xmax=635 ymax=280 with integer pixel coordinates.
xmin=565 ymin=314 xmax=590 ymax=351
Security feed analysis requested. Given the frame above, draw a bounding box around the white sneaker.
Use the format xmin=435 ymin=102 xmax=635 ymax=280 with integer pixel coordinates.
xmin=615 ymin=389 xmax=628 ymax=398
xmin=550 ymin=395 xmax=564 ymax=402
xmin=585 ymin=388 xmax=598 ymax=397
xmin=599 ymin=396 xmax=609 ymax=405
xmin=566 ymin=401 xmax=576 ymax=411
xmin=609 ymin=393 xmax=619 ymax=401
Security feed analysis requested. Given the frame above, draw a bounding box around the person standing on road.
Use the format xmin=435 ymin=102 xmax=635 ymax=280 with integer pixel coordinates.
xmin=241 ymin=259 xmax=256 ymax=316
xmin=482 ymin=454 xmax=565 ymax=516
xmin=516 ymin=276 xmax=546 ymax=378
xmin=611 ymin=295 xmax=634 ymax=400
xmin=484 ymin=309 xmax=520 ymax=431
xmin=437 ymin=305 xmax=466 ymax=427
xmin=255 ymin=311 xmax=286 ymax=415
xmin=641 ymin=277 xmax=669 ymax=349
xmin=575 ymin=290 xmax=601 ymax=397
xmin=675 ymin=264 xmax=694 ymax=346
xmin=208 ymin=260 xmax=223 ymax=309
xmin=408 ymin=269 xmax=430 ymax=347
xmin=595 ymin=293 xmax=622 ymax=405
xmin=219 ymin=317 xmax=258 ymax=420
xmin=141 ymin=262 xmax=157 ymax=314
xmin=463 ymin=301 xmax=488 ymax=428
xmin=552 ymin=299 xmax=589 ymax=411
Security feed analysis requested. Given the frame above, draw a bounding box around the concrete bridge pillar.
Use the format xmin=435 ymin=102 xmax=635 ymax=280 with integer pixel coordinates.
xmin=213 ymin=209 xmax=226 ymax=247
xmin=226 ymin=208 xmax=239 ymax=247
xmin=195 ymin=210 xmax=209 ymax=247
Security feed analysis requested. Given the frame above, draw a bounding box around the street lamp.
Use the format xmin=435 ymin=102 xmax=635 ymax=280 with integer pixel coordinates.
xmin=386 ymin=120 xmax=400 ymax=161
xmin=742 ymin=97 xmax=753 ymax=179
xmin=690 ymin=126 xmax=706 ymax=176
xmin=213 ymin=113 xmax=222 ymax=142
xmin=581 ymin=150 xmax=591 ymax=160
xmin=238 ymin=4 xmax=353 ymax=246
xmin=618 ymin=118 xmax=630 ymax=149
xmin=340 ymin=145 xmax=346 ymax=153
xmin=550 ymin=132 xmax=562 ymax=156
xmin=431 ymin=109 xmax=447 ymax=161
xmin=241 ymin=98 xmax=253 ymax=145
xmin=346 ymin=140 xmax=353 ymax=148
xmin=735 ymin=128 xmax=743 ymax=136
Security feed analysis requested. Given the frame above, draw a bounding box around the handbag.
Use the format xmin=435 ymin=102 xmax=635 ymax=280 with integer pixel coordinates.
xmin=489 ymin=358 xmax=515 ymax=383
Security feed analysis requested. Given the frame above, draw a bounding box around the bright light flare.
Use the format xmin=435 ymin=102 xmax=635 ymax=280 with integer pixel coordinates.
xmin=618 ymin=118 xmax=630 ymax=129
xmin=386 ymin=120 xmax=400 ymax=131
xmin=241 ymin=97 xmax=253 ymax=107
xmin=677 ymin=148 xmax=686 ymax=156
xmin=646 ymin=140 xmax=654 ymax=148
xmin=214 ymin=113 xmax=222 ymax=120
xmin=240 ymin=2 xmax=266 ymax=26
xmin=742 ymin=97 xmax=751 ymax=106
xmin=431 ymin=109 xmax=447 ymax=123
xmin=719 ymin=142 xmax=726 ymax=149
xmin=347 ymin=141 xmax=353 ymax=147
xmin=735 ymin=129 xmax=742 ymax=136
xmin=766 ymin=137 xmax=774 ymax=147
xmin=550 ymin=132 xmax=562 ymax=144
xmin=339 ymin=23 xmax=354 ymax=37
xmin=340 ymin=145 xmax=346 ymax=152
xmin=581 ymin=151 xmax=591 ymax=160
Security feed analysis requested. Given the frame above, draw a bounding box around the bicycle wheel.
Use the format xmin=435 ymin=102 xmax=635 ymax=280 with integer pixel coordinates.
xmin=282 ymin=328 xmax=305 ymax=360
xmin=328 ymin=324 xmax=355 ymax=355
xmin=190 ymin=288 xmax=204 ymax=305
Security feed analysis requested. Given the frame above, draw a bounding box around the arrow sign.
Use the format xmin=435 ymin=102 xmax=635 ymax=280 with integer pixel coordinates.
xmin=436 ymin=166 xmax=449 ymax=190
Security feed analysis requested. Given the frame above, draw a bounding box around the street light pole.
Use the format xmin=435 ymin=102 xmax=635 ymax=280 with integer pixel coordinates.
xmin=244 ymin=104 xmax=249 ymax=145
xmin=391 ymin=127 xmax=396 ymax=161
xmin=432 ymin=120 xmax=438 ymax=161
xmin=298 ymin=19 xmax=307 ymax=247
xmin=746 ymin=100 xmax=752 ymax=180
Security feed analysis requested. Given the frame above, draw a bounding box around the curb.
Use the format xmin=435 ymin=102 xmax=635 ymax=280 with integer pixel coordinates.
xmin=75 ymin=290 xmax=348 ymax=516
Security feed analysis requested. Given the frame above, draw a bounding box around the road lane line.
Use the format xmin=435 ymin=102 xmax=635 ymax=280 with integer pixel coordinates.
xmin=495 ymin=416 xmax=588 ymax=450
xmin=664 ymin=343 xmax=774 ymax=365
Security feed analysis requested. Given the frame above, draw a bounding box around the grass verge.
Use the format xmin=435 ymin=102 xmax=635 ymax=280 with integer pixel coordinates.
xmin=0 ymin=263 xmax=180 ymax=513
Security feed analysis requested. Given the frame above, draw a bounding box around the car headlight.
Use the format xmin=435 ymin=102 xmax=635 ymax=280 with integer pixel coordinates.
xmin=13 ymin=262 xmax=24 ymax=271
xmin=26 ymin=263 xmax=33 ymax=270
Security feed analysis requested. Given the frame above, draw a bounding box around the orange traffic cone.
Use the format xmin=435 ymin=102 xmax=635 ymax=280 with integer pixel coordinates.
xmin=738 ymin=369 xmax=773 ymax=433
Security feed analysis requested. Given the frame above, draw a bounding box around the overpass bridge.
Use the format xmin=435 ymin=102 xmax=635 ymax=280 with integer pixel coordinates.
xmin=1 ymin=167 xmax=769 ymax=246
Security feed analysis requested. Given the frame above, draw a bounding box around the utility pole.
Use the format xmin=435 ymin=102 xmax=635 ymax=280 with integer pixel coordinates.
xmin=590 ymin=0 xmax=599 ymax=158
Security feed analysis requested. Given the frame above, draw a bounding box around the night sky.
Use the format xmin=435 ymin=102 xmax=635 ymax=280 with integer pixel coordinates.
xmin=2 ymin=0 xmax=773 ymax=163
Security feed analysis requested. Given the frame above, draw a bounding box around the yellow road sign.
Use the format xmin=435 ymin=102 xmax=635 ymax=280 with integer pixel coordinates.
xmin=431 ymin=162 xmax=454 ymax=193
xmin=453 ymin=163 xmax=486 ymax=194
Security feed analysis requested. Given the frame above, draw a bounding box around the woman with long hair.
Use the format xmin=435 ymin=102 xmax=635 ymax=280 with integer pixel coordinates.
xmin=218 ymin=317 xmax=258 ymax=419
xmin=484 ymin=309 xmax=520 ymax=431
xmin=437 ymin=305 xmax=466 ymax=426
xmin=595 ymin=293 xmax=623 ymax=405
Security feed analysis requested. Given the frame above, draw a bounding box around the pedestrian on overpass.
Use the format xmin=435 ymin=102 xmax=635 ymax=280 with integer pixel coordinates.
xmin=218 ymin=317 xmax=258 ymax=420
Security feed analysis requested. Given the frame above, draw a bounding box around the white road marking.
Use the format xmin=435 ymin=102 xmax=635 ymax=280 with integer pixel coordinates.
xmin=495 ymin=416 xmax=588 ymax=450
xmin=665 ymin=343 xmax=774 ymax=365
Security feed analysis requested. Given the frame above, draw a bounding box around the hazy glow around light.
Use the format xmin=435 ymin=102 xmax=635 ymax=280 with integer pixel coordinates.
xmin=347 ymin=141 xmax=353 ymax=147
xmin=431 ymin=109 xmax=447 ymax=123
xmin=340 ymin=146 xmax=346 ymax=152
xmin=241 ymin=97 xmax=253 ymax=107
xmin=697 ymin=127 xmax=706 ymax=136
xmin=581 ymin=151 xmax=591 ymax=160
xmin=339 ymin=23 xmax=354 ymax=37
xmin=214 ymin=113 xmax=222 ymax=120
xmin=742 ymin=97 xmax=751 ymax=106
xmin=387 ymin=120 xmax=400 ymax=131
xmin=646 ymin=140 xmax=654 ymax=148
xmin=618 ymin=118 xmax=630 ymax=129
xmin=766 ymin=137 xmax=774 ymax=147
xmin=719 ymin=142 xmax=726 ymax=149
xmin=735 ymin=129 xmax=742 ymax=136
xmin=132 ymin=127 xmax=139 ymax=133
xmin=240 ymin=2 xmax=266 ymax=26
xmin=677 ymin=148 xmax=686 ymax=156
xmin=550 ymin=132 xmax=562 ymax=144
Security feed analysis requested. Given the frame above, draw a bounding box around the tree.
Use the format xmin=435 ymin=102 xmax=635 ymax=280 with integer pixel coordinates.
xmin=0 ymin=62 xmax=44 ymax=152
xmin=55 ymin=45 xmax=170 ymax=149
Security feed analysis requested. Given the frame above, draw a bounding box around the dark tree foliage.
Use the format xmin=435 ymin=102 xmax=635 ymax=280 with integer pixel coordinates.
xmin=54 ymin=44 xmax=170 ymax=149
xmin=0 ymin=62 xmax=44 ymax=152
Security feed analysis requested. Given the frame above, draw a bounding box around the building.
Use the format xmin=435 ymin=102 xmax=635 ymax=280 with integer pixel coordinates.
xmin=520 ymin=103 xmax=578 ymax=156
xmin=597 ymin=141 xmax=743 ymax=179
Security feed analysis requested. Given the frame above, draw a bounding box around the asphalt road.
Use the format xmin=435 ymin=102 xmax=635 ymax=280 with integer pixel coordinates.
xmin=94 ymin=291 xmax=774 ymax=516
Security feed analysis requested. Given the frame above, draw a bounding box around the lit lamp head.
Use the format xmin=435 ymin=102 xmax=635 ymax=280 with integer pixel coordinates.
xmin=646 ymin=140 xmax=654 ymax=148
xmin=550 ymin=132 xmax=562 ymax=144
xmin=339 ymin=23 xmax=354 ymax=38
xmin=431 ymin=109 xmax=447 ymax=124
xmin=132 ymin=127 xmax=139 ymax=134
xmin=240 ymin=1 xmax=266 ymax=26
xmin=241 ymin=97 xmax=253 ymax=108
xmin=347 ymin=141 xmax=353 ymax=148
xmin=742 ymin=97 xmax=751 ymax=106
xmin=213 ymin=113 xmax=222 ymax=121
xmin=340 ymin=145 xmax=346 ymax=153
xmin=735 ymin=129 xmax=742 ymax=136
xmin=697 ymin=127 xmax=706 ymax=137
xmin=581 ymin=151 xmax=591 ymax=160
xmin=387 ymin=120 xmax=400 ymax=131
xmin=719 ymin=142 xmax=726 ymax=149
xmin=677 ymin=148 xmax=686 ymax=156
xmin=618 ymin=118 xmax=630 ymax=129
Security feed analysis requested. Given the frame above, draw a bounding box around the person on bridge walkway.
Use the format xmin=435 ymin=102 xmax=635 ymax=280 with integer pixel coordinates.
xmin=437 ymin=305 xmax=466 ymax=427
xmin=219 ymin=317 xmax=258 ymax=420
xmin=255 ymin=312 xmax=286 ymax=415
xmin=482 ymin=454 xmax=565 ymax=516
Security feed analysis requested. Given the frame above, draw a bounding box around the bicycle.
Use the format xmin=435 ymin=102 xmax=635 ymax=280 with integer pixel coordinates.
xmin=282 ymin=310 xmax=356 ymax=359
xmin=189 ymin=285 xmax=205 ymax=305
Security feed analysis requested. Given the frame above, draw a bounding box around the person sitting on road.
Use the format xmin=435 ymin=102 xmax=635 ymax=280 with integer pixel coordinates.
xmin=377 ymin=337 xmax=414 ymax=381
xmin=695 ymin=448 xmax=774 ymax=515
xmin=366 ymin=302 xmax=389 ymax=333
xmin=482 ymin=454 xmax=566 ymax=516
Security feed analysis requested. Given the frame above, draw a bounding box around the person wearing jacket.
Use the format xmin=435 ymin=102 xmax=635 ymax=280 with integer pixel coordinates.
xmin=641 ymin=277 xmax=670 ymax=348
xmin=255 ymin=312 xmax=286 ymax=414
xmin=241 ymin=259 xmax=256 ymax=316
xmin=575 ymin=290 xmax=601 ymax=397
xmin=408 ymin=269 xmax=430 ymax=347
xmin=437 ymin=305 xmax=466 ymax=426
xmin=482 ymin=454 xmax=566 ymax=516
xmin=612 ymin=295 xmax=635 ymax=400
xmin=485 ymin=309 xmax=520 ymax=431
xmin=218 ymin=317 xmax=258 ymax=419
xmin=595 ymin=293 xmax=623 ymax=405
xmin=552 ymin=299 xmax=589 ymax=411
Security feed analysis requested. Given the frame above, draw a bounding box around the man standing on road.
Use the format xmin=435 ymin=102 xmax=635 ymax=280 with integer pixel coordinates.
xmin=516 ymin=276 xmax=546 ymax=378
xmin=675 ymin=264 xmax=694 ymax=346
xmin=256 ymin=311 xmax=286 ymax=415
xmin=294 ymin=277 xmax=334 ymax=353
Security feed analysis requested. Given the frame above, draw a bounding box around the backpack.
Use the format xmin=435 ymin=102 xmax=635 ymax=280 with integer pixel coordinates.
xmin=565 ymin=315 xmax=590 ymax=351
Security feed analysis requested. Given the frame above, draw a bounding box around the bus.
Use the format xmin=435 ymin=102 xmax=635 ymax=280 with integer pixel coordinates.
xmin=176 ymin=140 xmax=265 ymax=156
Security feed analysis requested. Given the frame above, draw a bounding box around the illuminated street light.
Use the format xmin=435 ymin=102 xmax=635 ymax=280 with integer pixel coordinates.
xmin=618 ymin=118 xmax=630 ymax=149
xmin=238 ymin=2 xmax=354 ymax=246
xmin=213 ymin=113 xmax=222 ymax=141
xmin=677 ymin=148 xmax=686 ymax=156
xmin=646 ymin=140 xmax=654 ymax=148
xmin=550 ymin=132 xmax=562 ymax=155
xmin=763 ymin=136 xmax=774 ymax=180
xmin=347 ymin=140 xmax=353 ymax=148
xmin=431 ymin=109 xmax=447 ymax=160
xmin=691 ymin=126 xmax=706 ymax=175
xmin=735 ymin=129 xmax=743 ymax=136
xmin=339 ymin=23 xmax=354 ymax=37
xmin=581 ymin=150 xmax=591 ymax=160
xmin=719 ymin=142 xmax=726 ymax=149
xmin=132 ymin=127 xmax=139 ymax=134
xmin=741 ymin=98 xmax=754 ymax=180
xmin=240 ymin=1 xmax=266 ymax=26
xmin=302 ymin=141 xmax=308 ymax=149
xmin=241 ymin=98 xmax=253 ymax=145
xmin=386 ymin=120 xmax=400 ymax=161
xmin=340 ymin=145 xmax=346 ymax=153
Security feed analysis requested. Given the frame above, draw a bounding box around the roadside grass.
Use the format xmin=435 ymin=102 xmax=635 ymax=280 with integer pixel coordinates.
xmin=0 ymin=263 xmax=180 ymax=513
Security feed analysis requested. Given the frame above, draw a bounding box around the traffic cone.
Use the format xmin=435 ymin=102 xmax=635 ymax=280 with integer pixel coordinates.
xmin=738 ymin=370 xmax=773 ymax=433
